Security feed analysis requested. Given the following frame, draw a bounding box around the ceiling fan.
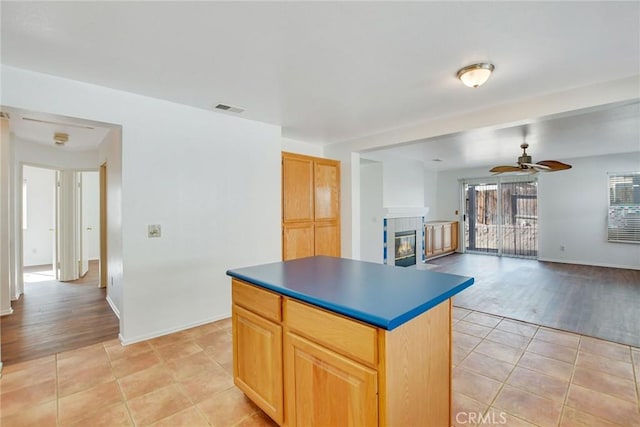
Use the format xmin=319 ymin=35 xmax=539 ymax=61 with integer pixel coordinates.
xmin=490 ymin=142 xmax=572 ymax=174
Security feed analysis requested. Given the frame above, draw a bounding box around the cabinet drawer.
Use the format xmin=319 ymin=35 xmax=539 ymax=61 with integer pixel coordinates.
xmin=284 ymin=298 xmax=377 ymax=366
xmin=232 ymin=279 xmax=281 ymax=322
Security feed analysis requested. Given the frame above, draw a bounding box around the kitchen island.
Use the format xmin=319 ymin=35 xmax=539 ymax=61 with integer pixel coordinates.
xmin=226 ymin=256 xmax=474 ymax=427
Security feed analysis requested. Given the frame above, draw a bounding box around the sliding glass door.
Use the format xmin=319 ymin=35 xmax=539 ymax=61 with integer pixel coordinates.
xmin=464 ymin=182 xmax=499 ymax=254
xmin=463 ymin=177 xmax=538 ymax=258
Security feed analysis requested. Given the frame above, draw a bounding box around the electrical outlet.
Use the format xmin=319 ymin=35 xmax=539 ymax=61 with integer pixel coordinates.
xmin=148 ymin=224 xmax=161 ymax=238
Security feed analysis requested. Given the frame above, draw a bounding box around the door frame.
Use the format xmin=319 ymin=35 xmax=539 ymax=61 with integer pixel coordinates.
xmin=99 ymin=163 xmax=107 ymax=288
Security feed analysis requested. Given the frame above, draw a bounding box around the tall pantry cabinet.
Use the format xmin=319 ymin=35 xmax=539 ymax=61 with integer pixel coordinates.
xmin=282 ymin=152 xmax=341 ymax=261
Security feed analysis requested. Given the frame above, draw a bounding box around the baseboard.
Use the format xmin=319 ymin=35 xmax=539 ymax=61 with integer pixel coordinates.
xmin=106 ymin=295 xmax=120 ymax=319
xmin=537 ymin=257 xmax=640 ymax=271
xmin=119 ymin=313 xmax=231 ymax=346
xmin=425 ymin=251 xmax=456 ymax=262
xmin=0 ymin=307 xmax=14 ymax=316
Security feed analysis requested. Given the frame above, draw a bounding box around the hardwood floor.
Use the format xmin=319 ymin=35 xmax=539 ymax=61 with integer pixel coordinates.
xmin=1 ymin=261 xmax=119 ymax=366
xmin=430 ymin=253 xmax=640 ymax=347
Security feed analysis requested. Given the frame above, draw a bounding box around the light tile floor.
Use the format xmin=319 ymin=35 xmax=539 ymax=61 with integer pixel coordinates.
xmin=0 ymin=311 xmax=638 ymax=426
xmin=452 ymin=308 xmax=640 ymax=427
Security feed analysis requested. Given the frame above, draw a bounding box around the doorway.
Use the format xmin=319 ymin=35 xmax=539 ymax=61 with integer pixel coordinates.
xmin=0 ymin=106 xmax=122 ymax=366
xmin=22 ymin=166 xmax=100 ymax=283
xmin=463 ymin=177 xmax=538 ymax=258
xmin=4 ymin=165 xmax=117 ymax=365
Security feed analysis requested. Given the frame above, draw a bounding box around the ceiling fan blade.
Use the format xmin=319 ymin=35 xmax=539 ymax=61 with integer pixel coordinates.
xmin=536 ymin=160 xmax=572 ymax=171
xmin=522 ymin=162 xmax=551 ymax=170
xmin=490 ymin=165 xmax=523 ymax=173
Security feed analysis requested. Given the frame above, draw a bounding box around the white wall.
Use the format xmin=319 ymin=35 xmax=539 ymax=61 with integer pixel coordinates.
xmin=0 ymin=118 xmax=12 ymax=316
xmin=22 ymin=166 xmax=55 ymax=266
xmin=382 ymin=157 xmax=425 ymax=208
xmin=98 ymin=129 xmax=123 ymax=315
xmin=360 ymin=161 xmax=384 ymax=263
xmin=282 ymin=137 xmax=324 ymax=157
xmin=0 ymin=119 xmax=7 ymax=370
xmin=436 ymin=153 xmax=640 ymax=269
xmin=424 ymin=169 xmax=438 ymax=221
xmin=360 ymin=153 xmax=426 ymax=208
xmin=2 ymin=65 xmax=282 ymax=344
xmin=538 ymin=152 xmax=640 ymax=269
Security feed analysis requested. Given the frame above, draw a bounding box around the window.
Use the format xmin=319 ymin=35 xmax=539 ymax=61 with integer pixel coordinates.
xmin=608 ymin=172 xmax=640 ymax=243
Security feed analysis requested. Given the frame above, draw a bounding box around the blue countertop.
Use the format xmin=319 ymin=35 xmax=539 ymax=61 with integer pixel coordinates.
xmin=226 ymin=256 xmax=474 ymax=331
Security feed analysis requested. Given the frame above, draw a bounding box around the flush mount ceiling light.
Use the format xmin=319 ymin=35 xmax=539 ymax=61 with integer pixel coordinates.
xmin=54 ymin=132 xmax=69 ymax=145
xmin=456 ymin=63 xmax=495 ymax=88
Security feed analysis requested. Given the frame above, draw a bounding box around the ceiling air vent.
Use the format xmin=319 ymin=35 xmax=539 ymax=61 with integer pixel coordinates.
xmin=214 ymin=104 xmax=245 ymax=114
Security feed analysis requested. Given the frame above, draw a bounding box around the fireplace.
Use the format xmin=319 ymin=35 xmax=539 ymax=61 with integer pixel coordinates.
xmin=382 ymin=211 xmax=427 ymax=267
xmin=394 ymin=230 xmax=416 ymax=267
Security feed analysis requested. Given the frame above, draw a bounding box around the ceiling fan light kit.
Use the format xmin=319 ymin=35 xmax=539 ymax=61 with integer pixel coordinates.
xmin=490 ymin=143 xmax=572 ymax=174
xmin=53 ymin=132 xmax=68 ymax=145
xmin=457 ymin=63 xmax=495 ymax=88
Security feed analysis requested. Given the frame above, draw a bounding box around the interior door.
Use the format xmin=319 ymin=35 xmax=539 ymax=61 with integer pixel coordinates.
xmin=78 ymin=173 xmax=89 ymax=277
xmin=57 ymin=170 xmax=80 ymax=281
xmin=80 ymin=171 xmax=100 ymax=278
xmin=53 ymin=171 xmax=60 ymax=280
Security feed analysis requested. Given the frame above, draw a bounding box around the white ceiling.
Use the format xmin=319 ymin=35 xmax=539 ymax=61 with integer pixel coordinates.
xmin=363 ymin=100 xmax=640 ymax=171
xmin=1 ymin=2 xmax=639 ymax=161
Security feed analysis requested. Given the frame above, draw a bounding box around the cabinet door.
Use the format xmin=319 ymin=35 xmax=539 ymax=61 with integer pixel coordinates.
xmin=283 ymin=222 xmax=314 ymax=261
xmin=451 ymin=221 xmax=459 ymax=251
xmin=283 ymin=154 xmax=314 ymax=223
xmin=285 ymin=332 xmax=378 ymax=427
xmin=314 ymin=221 xmax=340 ymax=257
xmin=442 ymin=223 xmax=452 ymax=252
xmin=425 ymin=226 xmax=434 ymax=257
xmin=433 ymin=224 xmax=444 ymax=253
xmin=233 ymin=305 xmax=283 ymax=424
xmin=314 ymin=159 xmax=340 ymax=221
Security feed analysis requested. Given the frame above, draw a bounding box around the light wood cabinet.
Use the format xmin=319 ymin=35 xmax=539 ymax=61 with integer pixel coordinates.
xmin=313 ymin=221 xmax=340 ymax=257
xmin=231 ymin=279 xmax=452 ymax=427
xmin=282 ymin=152 xmax=340 ymax=260
xmin=313 ymin=159 xmax=340 ymax=221
xmin=283 ymin=222 xmax=315 ymax=261
xmin=425 ymin=221 xmax=458 ymax=260
xmin=442 ymin=222 xmax=452 ymax=252
xmin=232 ymin=281 xmax=284 ymax=424
xmin=282 ymin=155 xmax=314 ymax=223
xmin=284 ymin=332 xmax=378 ymax=427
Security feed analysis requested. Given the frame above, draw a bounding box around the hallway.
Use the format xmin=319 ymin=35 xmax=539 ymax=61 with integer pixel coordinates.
xmin=1 ymin=261 xmax=119 ymax=365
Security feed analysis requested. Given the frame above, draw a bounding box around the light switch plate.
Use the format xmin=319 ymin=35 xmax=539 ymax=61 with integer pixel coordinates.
xmin=148 ymin=224 xmax=161 ymax=238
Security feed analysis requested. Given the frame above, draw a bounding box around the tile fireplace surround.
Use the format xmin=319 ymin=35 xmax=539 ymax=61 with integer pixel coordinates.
xmin=383 ymin=207 xmax=429 ymax=267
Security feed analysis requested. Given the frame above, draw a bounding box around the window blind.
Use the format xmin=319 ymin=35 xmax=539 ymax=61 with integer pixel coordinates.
xmin=608 ymin=172 xmax=640 ymax=243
